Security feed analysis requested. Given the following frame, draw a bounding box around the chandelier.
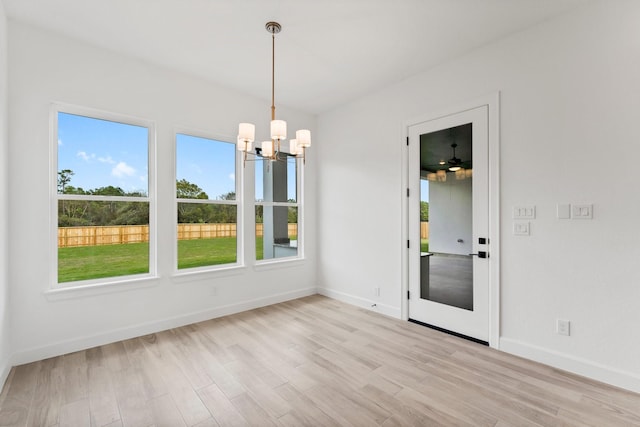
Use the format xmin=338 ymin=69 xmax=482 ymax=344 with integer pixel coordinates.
xmin=237 ymin=21 xmax=311 ymax=166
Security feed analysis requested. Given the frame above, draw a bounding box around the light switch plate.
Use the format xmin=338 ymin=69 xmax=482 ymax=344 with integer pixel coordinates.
xmin=513 ymin=222 xmax=530 ymax=236
xmin=557 ymin=204 xmax=571 ymax=219
xmin=572 ymin=204 xmax=593 ymax=219
xmin=513 ymin=206 xmax=536 ymax=219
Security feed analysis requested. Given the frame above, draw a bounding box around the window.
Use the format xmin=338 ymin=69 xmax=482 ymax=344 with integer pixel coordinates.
xmin=54 ymin=107 xmax=154 ymax=286
xmin=255 ymin=157 xmax=300 ymax=261
xmin=176 ymin=133 xmax=238 ymax=270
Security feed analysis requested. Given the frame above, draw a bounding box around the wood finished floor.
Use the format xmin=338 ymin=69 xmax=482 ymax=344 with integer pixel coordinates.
xmin=1 ymin=295 xmax=639 ymax=427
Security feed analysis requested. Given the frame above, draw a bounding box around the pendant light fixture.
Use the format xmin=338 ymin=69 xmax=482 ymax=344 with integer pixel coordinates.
xmin=237 ymin=21 xmax=311 ymax=166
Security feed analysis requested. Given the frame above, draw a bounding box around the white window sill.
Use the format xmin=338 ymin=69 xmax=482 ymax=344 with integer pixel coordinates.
xmin=171 ymin=264 xmax=247 ymax=284
xmin=45 ymin=274 xmax=159 ymax=300
xmin=253 ymin=257 xmax=305 ymax=271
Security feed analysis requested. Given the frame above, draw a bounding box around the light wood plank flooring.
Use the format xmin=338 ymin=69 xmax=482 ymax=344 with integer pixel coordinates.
xmin=1 ymin=295 xmax=639 ymax=426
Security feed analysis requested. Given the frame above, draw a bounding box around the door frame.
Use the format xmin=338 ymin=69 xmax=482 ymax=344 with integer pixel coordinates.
xmin=401 ymin=92 xmax=501 ymax=348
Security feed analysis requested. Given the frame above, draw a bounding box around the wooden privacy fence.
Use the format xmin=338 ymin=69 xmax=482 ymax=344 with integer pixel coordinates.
xmin=58 ymin=223 xmax=298 ymax=248
xmin=421 ymin=222 xmax=429 ymax=239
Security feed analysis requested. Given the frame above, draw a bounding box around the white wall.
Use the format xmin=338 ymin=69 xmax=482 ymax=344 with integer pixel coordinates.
xmin=317 ymin=0 xmax=640 ymax=392
xmin=8 ymin=22 xmax=317 ymax=364
xmin=429 ymin=178 xmax=472 ymax=255
xmin=0 ymin=0 xmax=11 ymax=388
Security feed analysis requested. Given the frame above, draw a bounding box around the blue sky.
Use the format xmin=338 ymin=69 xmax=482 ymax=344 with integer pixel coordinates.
xmin=176 ymin=133 xmax=235 ymax=199
xmin=58 ymin=112 xmax=297 ymax=200
xmin=58 ymin=112 xmax=149 ymax=194
xmin=421 ymin=179 xmax=429 ymax=202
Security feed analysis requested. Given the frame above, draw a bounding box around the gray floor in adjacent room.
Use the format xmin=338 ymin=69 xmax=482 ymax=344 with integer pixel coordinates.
xmin=422 ymin=254 xmax=473 ymax=310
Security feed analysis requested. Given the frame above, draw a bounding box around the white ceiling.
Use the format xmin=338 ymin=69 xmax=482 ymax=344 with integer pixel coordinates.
xmin=3 ymin=0 xmax=590 ymax=114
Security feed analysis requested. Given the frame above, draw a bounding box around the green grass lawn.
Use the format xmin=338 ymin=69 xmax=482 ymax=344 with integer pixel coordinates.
xmin=177 ymin=237 xmax=238 ymax=269
xmin=58 ymin=237 xmax=265 ymax=282
xmin=421 ymin=239 xmax=429 ymax=253
xmin=58 ymin=242 xmax=150 ymax=282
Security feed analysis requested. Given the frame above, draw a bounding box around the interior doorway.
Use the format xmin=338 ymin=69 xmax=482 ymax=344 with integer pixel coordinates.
xmin=406 ymin=102 xmax=497 ymax=344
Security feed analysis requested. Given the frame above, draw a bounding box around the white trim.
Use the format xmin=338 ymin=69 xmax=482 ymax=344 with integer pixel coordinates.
xmin=253 ymin=257 xmax=306 ymax=271
xmin=175 ymin=198 xmax=237 ymax=205
xmin=45 ymin=274 xmax=158 ymax=299
xmin=171 ymin=264 xmax=247 ymax=283
xmin=173 ymin=130 xmax=242 ymax=275
xmin=298 ymin=154 xmax=305 ymax=260
xmin=12 ymin=287 xmax=317 ymax=366
xmin=50 ymin=103 xmax=157 ymax=290
xmin=400 ymin=92 xmax=501 ymax=348
xmin=318 ymin=287 xmax=401 ymax=319
xmin=252 ymin=153 xmax=306 ymax=264
xmin=500 ymin=337 xmax=640 ymax=394
xmin=58 ymin=194 xmax=149 ymax=202
xmin=256 ymin=201 xmax=298 ymax=207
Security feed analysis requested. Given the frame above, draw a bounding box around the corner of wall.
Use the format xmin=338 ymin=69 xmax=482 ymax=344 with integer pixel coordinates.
xmin=0 ymin=0 xmax=13 ymax=394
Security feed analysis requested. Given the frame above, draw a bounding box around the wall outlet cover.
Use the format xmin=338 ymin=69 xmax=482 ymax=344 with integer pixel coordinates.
xmin=557 ymin=319 xmax=571 ymax=336
xmin=513 ymin=222 xmax=530 ymax=236
xmin=572 ymin=204 xmax=593 ymax=219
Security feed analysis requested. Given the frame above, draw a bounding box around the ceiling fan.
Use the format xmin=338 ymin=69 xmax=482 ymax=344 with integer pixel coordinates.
xmin=422 ymin=143 xmax=472 ymax=182
xmin=446 ymin=143 xmax=464 ymax=172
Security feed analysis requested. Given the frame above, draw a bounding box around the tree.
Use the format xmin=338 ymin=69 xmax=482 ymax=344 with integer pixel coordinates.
xmin=57 ymin=169 xmax=74 ymax=193
xmin=176 ymin=179 xmax=208 ymax=199
xmin=90 ymin=186 xmax=126 ymax=197
xmin=420 ymin=201 xmax=429 ymax=222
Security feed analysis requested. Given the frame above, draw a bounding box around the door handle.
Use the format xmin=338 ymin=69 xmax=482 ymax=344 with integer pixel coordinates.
xmin=469 ymin=251 xmax=488 ymax=258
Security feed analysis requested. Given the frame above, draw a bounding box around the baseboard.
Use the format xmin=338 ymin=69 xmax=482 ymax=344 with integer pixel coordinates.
xmin=500 ymin=337 xmax=640 ymax=394
xmin=317 ymin=287 xmax=401 ymax=319
xmin=11 ymin=287 xmax=317 ymax=366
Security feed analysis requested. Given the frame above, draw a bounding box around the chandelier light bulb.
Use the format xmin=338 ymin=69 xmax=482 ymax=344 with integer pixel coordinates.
xmin=238 ymin=123 xmax=255 ymax=143
xmin=290 ymin=139 xmax=302 ymax=156
xmin=296 ymin=129 xmax=311 ymax=148
xmin=271 ymin=120 xmax=287 ymax=141
xmin=261 ymin=140 xmax=274 ymax=157
xmin=237 ymin=136 xmax=252 ymax=152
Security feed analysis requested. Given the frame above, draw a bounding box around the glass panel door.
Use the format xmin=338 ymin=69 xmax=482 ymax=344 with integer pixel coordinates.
xmin=408 ymin=105 xmax=489 ymax=342
xmin=419 ymin=123 xmax=473 ymax=311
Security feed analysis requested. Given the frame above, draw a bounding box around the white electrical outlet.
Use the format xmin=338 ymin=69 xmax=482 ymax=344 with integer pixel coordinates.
xmin=572 ymin=204 xmax=593 ymax=219
xmin=556 ymin=319 xmax=570 ymax=336
xmin=373 ymin=287 xmax=380 ymax=297
xmin=513 ymin=222 xmax=530 ymax=236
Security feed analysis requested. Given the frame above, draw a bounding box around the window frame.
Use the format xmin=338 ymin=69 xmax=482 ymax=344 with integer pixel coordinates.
xmin=173 ymin=129 xmax=243 ymax=276
xmin=50 ymin=103 xmax=157 ymax=290
xmin=254 ymin=155 xmax=304 ymax=265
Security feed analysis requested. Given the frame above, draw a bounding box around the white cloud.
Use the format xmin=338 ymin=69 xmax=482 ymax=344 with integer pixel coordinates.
xmin=58 ymin=139 xmax=63 ymax=146
xmin=98 ymin=155 xmax=115 ymax=164
xmin=112 ymin=162 xmax=136 ymax=177
xmin=77 ymin=151 xmax=94 ymax=162
xmin=228 ymin=173 xmax=235 ymax=182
